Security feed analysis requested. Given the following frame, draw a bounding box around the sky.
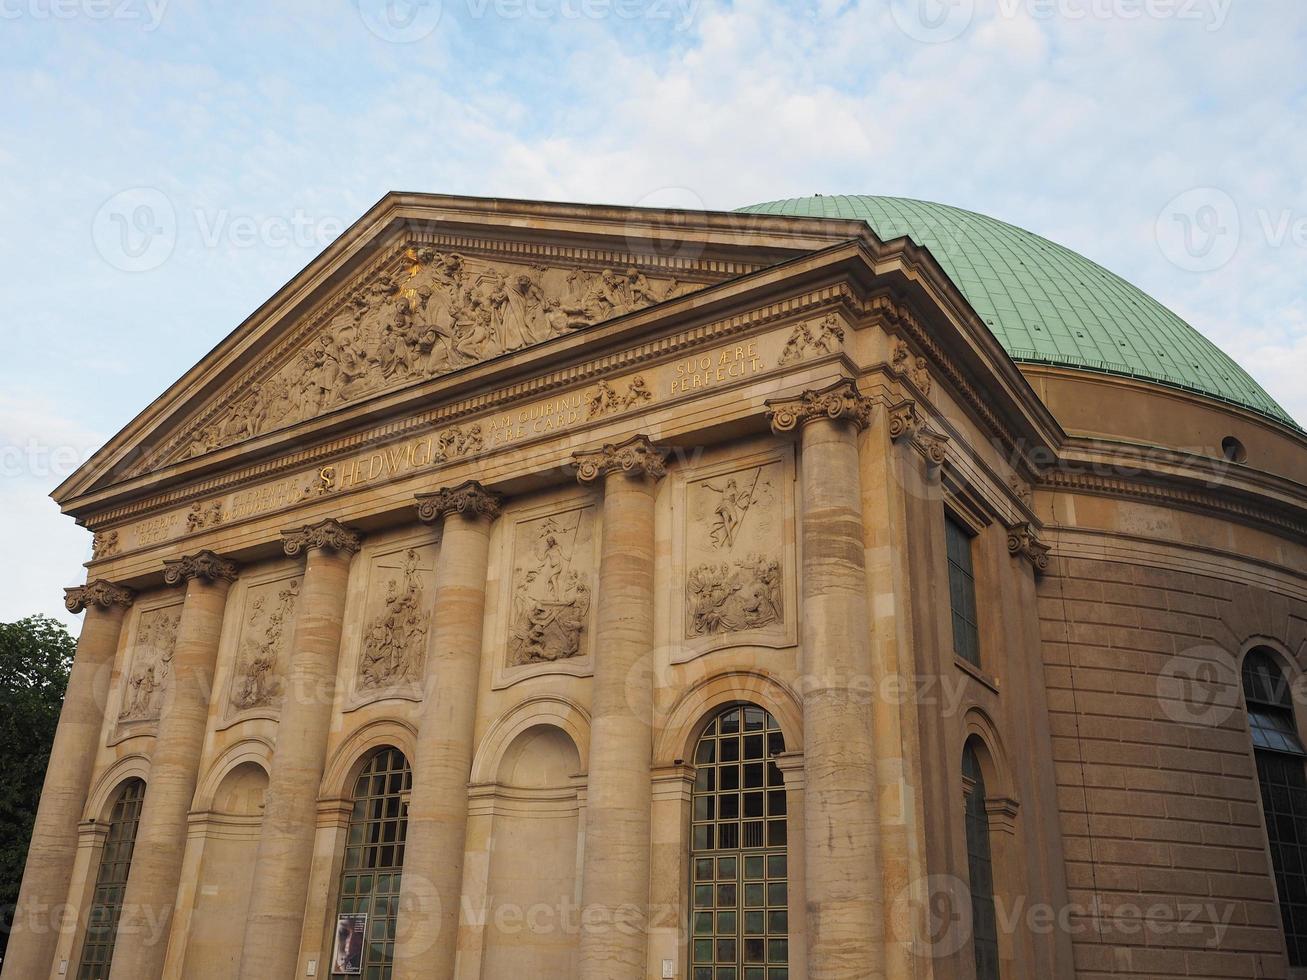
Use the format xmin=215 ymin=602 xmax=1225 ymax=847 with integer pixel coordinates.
xmin=1 ymin=0 xmax=1305 ymax=631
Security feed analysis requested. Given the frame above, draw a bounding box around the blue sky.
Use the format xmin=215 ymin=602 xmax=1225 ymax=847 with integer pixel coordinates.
xmin=2 ymin=0 xmax=1305 ymax=628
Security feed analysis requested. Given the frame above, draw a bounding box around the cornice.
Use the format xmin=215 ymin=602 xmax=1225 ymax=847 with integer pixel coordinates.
xmin=1042 ymin=467 xmax=1307 ymax=542
xmin=66 ymin=279 xmax=858 ymax=529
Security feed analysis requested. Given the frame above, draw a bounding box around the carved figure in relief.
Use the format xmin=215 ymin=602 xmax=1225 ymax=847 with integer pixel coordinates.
xmin=587 ymin=376 xmax=654 ymax=419
xmin=687 ymin=555 xmax=782 ymax=635
xmin=186 ymin=500 xmax=225 ymax=532
xmin=779 ymin=314 xmax=845 ymax=365
xmin=92 ymin=530 xmax=120 ymax=560
xmin=163 ymin=246 xmax=706 ymax=469
xmin=232 ymin=580 xmax=299 ymax=711
xmin=509 ymin=516 xmax=591 ymax=666
xmin=121 ymin=609 xmax=181 ymax=721
xmin=892 ymin=339 xmax=932 ymax=395
xmin=703 ymin=468 xmax=762 ymax=549
xmin=359 ymin=550 xmax=430 ymax=689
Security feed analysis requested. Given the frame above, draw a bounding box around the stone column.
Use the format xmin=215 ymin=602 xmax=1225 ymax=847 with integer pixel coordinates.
xmin=1 ymin=581 xmax=134 ymax=980
xmin=572 ymin=434 xmax=666 ymax=980
xmin=238 ymin=519 xmax=361 ymax=980
xmin=393 ymin=481 xmax=502 ymax=980
xmin=767 ymin=379 xmax=885 ymax=979
xmin=110 ymin=551 xmax=238 ymax=980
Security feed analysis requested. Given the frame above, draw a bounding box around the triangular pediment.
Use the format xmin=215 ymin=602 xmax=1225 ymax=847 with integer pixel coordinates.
xmin=59 ymin=193 xmax=839 ymax=507
xmin=131 ymin=239 xmax=709 ymax=477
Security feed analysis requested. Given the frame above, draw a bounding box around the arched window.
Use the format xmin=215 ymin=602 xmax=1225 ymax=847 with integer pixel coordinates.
xmin=1243 ymin=649 xmax=1307 ymax=966
xmin=690 ymin=704 xmax=788 ymax=980
xmin=963 ymin=741 xmax=1000 ymax=980
xmin=76 ymin=777 xmax=146 ymax=980
xmin=331 ymin=747 xmax=412 ymax=980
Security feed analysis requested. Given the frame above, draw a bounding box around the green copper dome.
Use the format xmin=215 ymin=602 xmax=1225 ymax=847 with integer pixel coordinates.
xmin=739 ymin=195 xmax=1293 ymax=426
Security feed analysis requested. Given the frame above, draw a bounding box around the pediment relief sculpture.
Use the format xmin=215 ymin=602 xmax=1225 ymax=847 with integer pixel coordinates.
xmin=144 ymin=245 xmax=709 ymax=475
xmin=120 ymin=606 xmax=181 ymax=723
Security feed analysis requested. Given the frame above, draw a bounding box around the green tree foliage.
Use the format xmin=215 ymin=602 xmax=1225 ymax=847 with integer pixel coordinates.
xmin=0 ymin=615 xmax=74 ymax=960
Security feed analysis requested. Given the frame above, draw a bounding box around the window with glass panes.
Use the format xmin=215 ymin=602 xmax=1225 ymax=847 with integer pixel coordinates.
xmin=1242 ymin=650 xmax=1307 ymax=966
xmin=963 ymin=743 xmax=1000 ymax=980
xmin=691 ymin=704 xmax=788 ymax=980
xmin=76 ymin=777 xmax=146 ymax=980
xmin=945 ymin=514 xmax=981 ymax=666
xmin=333 ymin=748 xmax=411 ymax=980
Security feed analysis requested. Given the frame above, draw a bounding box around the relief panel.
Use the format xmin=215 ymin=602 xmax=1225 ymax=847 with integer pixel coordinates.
xmin=222 ymin=572 xmax=301 ymax=723
xmin=672 ymin=447 xmax=797 ymax=661
xmin=493 ymin=496 xmax=599 ymax=688
xmin=344 ymin=536 xmax=439 ymax=708
xmin=115 ymin=600 xmax=183 ymax=733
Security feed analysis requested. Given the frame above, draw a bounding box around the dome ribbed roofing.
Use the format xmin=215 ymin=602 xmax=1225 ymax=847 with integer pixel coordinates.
xmin=738 ymin=195 xmax=1292 ymax=426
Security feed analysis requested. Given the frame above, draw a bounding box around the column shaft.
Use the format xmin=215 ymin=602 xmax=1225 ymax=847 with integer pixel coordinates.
xmin=575 ymin=436 xmax=663 ymax=980
xmin=769 ymin=380 xmax=884 ymax=980
xmin=238 ymin=523 xmax=358 ymax=980
xmin=393 ymin=482 xmax=499 ymax=980
xmin=110 ymin=555 xmax=236 ymax=980
xmin=2 ymin=583 xmax=132 ymax=980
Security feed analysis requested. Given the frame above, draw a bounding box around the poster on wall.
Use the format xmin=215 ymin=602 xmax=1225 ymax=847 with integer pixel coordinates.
xmin=331 ymin=912 xmax=367 ymax=975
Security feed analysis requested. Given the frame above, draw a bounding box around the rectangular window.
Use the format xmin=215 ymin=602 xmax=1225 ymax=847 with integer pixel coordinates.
xmin=945 ymin=513 xmax=981 ymax=667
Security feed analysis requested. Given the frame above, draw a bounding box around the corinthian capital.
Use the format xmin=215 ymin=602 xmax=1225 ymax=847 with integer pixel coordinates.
xmin=766 ymin=378 xmax=874 ymax=435
xmin=64 ymin=579 xmax=135 ymax=614
xmin=282 ymin=518 xmax=362 ymax=558
xmin=1006 ymin=522 xmax=1050 ymax=574
xmin=572 ymin=434 xmax=668 ymax=484
xmin=163 ymin=549 xmax=240 ymax=585
xmin=415 ymin=480 xmax=503 ymax=524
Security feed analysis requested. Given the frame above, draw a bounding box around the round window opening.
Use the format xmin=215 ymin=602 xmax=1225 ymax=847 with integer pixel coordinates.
xmin=1221 ymin=436 xmax=1247 ymax=463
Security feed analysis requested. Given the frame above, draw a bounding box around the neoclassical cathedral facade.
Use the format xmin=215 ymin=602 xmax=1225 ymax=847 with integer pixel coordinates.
xmin=6 ymin=193 xmax=1307 ymax=980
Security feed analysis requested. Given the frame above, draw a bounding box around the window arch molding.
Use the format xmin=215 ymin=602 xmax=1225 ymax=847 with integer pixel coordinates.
xmin=83 ymin=754 xmax=150 ymax=824
xmin=1237 ymin=638 xmax=1307 ymax=968
xmin=469 ymin=694 xmax=591 ymax=785
xmin=320 ymin=719 xmax=418 ymax=803
xmin=960 ymin=709 xmax=1015 ymax=804
xmin=655 ymin=669 xmax=803 ymax=768
xmin=191 ymin=736 xmax=273 ymax=813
